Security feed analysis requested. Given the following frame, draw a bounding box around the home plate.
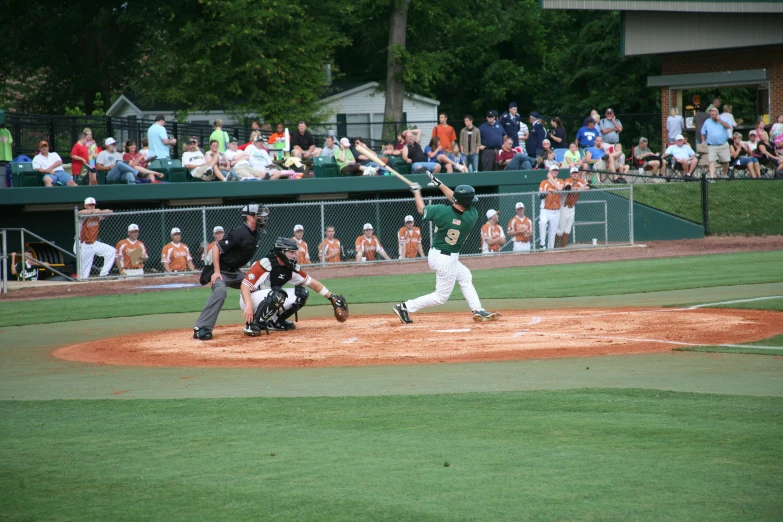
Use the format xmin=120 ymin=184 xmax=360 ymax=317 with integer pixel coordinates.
xmin=431 ymin=329 xmax=472 ymax=333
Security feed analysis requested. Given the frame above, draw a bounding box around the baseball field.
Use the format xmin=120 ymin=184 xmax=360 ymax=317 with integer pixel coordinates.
xmin=2 ymin=247 xmax=782 ymax=520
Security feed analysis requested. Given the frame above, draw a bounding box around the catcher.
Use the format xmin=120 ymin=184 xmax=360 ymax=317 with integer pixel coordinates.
xmin=240 ymin=237 xmax=348 ymax=335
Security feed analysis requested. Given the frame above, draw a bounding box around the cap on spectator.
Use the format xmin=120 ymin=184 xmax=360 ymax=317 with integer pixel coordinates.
xmin=171 ymin=227 xmax=182 ymax=235
xmin=128 ymin=224 xmax=139 ymax=232
xmin=486 ymin=110 xmax=498 ymax=118
xmin=675 ymin=134 xmax=685 ymax=140
xmin=530 ymin=111 xmax=542 ymax=119
xmin=213 ymin=226 xmax=224 ymax=233
xmin=84 ymin=197 xmax=96 ymax=205
xmin=363 ymin=223 xmax=373 ymax=231
xmin=515 ymin=202 xmax=525 ymax=209
xmin=605 ymin=108 xmax=614 ymax=114
xmin=486 ymin=209 xmax=498 ymax=219
xmin=294 ymin=224 xmax=304 ymax=232
xmin=549 ymin=165 xmax=559 ymax=171
xmin=228 ymin=137 xmax=238 ymax=143
xmin=508 ymin=102 xmax=517 ymax=109
xmin=38 ymin=140 xmax=49 ymax=149
xmin=340 ymin=137 xmax=351 ymax=147
xmin=104 ymin=137 xmax=116 ymax=146
xmin=404 ymin=215 xmax=414 ymax=222
xmin=749 ymin=130 xmax=757 ymax=136
xmin=570 ymin=166 xmax=580 ymax=174
xmin=254 ymin=135 xmax=264 ymax=142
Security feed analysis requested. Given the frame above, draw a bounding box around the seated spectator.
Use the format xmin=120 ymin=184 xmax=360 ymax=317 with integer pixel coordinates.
xmin=96 ymin=138 xmax=159 ymax=184
xmin=431 ymin=112 xmax=457 ymax=150
xmin=613 ymin=143 xmax=630 ymax=180
xmin=497 ymin=136 xmax=534 ymax=170
xmin=321 ymin=135 xmax=336 ymax=157
xmin=209 ymin=119 xmax=230 ymax=152
xmin=245 ymin=136 xmax=281 ymax=179
xmin=662 ymin=134 xmax=698 ymax=177
xmin=402 ymin=130 xmax=440 ymax=173
xmin=770 ymin=114 xmax=783 ymax=141
xmin=584 ymin=136 xmax=615 ymax=179
xmin=424 ymin=136 xmax=445 ymax=167
xmin=543 ymin=149 xmax=558 ymax=170
xmin=633 ymin=137 xmax=662 ymax=176
xmin=460 ymin=115 xmax=481 ymax=172
xmin=139 ymin=138 xmax=150 ymax=160
xmin=11 ymin=248 xmax=51 ymax=281
xmin=666 ymin=107 xmax=685 ymax=145
xmin=291 ymin=121 xmax=322 ymax=159
xmin=535 ymin=139 xmax=553 ymax=168
xmin=205 ymin=139 xmax=231 ymax=181
xmin=268 ymin=123 xmax=286 ymax=145
xmin=754 ymin=115 xmax=766 ymax=138
xmin=352 ymin=138 xmax=386 ymax=173
xmin=394 ymin=132 xmax=406 ymax=153
xmin=123 ymin=140 xmax=163 ymax=182
xmin=548 ymin=117 xmax=567 ymax=149
xmin=182 ymin=138 xmax=218 ymax=181
xmin=335 ymin=138 xmax=376 ymax=176
xmin=239 ymin=131 xmax=261 ymax=151
xmin=355 ymin=223 xmax=391 ymax=261
xmin=481 ymin=209 xmax=505 ymax=254
xmin=70 ymin=132 xmax=97 ymax=185
xmin=115 ymin=223 xmax=148 ymax=277
xmin=729 ymin=132 xmax=761 ymax=179
xmin=575 ymin=117 xmax=600 ymax=150
xmin=225 ymin=138 xmax=257 ymax=180
xmin=756 ymin=131 xmax=783 ymax=176
xmin=745 ymin=130 xmax=759 ymax=152
xmin=562 ymin=142 xmax=582 ymax=169
xmin=161 ymin=228 xmax=195 ymax=273
xmin=442 ymin=143 xmax=468 ymax=173
xmin=33 ymin=141 xmax=78 ymax=187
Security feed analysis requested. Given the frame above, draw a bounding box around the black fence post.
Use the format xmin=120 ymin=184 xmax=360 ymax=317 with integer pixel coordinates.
xmin=172 ymin=121 xmax=179 ymax=159
xmin=106 ymin=116 xmax=113 ymax=140
xmin=700 ymin=174 xmax=709 ymax=235
xmin=48 ymin=116 xmax=56 ymax=152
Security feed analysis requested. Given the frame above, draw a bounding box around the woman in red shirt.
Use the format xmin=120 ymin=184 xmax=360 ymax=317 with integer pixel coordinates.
xmin=123 ymin=141 xmax=165 ymax=182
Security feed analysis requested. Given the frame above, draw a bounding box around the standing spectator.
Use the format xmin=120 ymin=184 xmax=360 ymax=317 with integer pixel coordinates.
xmin=701 ymin=106 xmax=732 ymax=179
xmin=507 ymin=202 xmax=533 ymax=252
xmin=460 ymin=115 xmax=481 ymax=172
xmin=575 ymin=117 xmax=600 ymax=150
xmin=147 ymin=114 xmax=176 ymax=160
xmin=538 ymin=165 xmax=564 ymax=250
xmin=161 ymin=228 xmax=195 ymax=273
xmin=33 ymin=141 xmax=78 ymax=187
xmin=666 ymin=107 xmax=685 ymax=145
xmin=481 ymin=209 xmax=505 ymax=254
xmin=548 ymin=117 xmax=567 ymax=149
xmin=115 ymin=223 xmax=148 ymax=277
xmin=517 ymin=118 xmax=529 ymax=155
xmin=70 ymin=132 xmax=96 ymax=185
xmin=443 ymin=143 xmax=468 ymax=173
xmin=662 ymin=134 xmax=699 ymax=178
xmin=355 ymin=223 xmax=391 ymax=262
xmin=526 ymin=112 xmax=546 ymax=159
xmin=771 ymin=114 xmax=783 ymax=141
xmin=83 ymin=127 xmax=99 ymax=169
xmin=75 ymin=197 xmax=115 ymax=279
xmin=478 ymin=110 xmax=505 ymax=171
xmin=728 ymin=132 xmax=761 ymax=179
xmin=402 ymin=131 xmax=440 ymax=174
xmin=321 ymin=135 xmax=336 ymax=157
xmin=205 ymin=140 xmax=231 ymax=181
xmin=562 ymin=142 xmax=582 ymax=169
xmin=398 ymin=215 xmax=424 ymax=259
xmin=268 ymin=123 xmax=286 ymax=145
xmin=318 ymin=226 xmax=342 ymax=263
xmin=707 ymin=96 xmax=721 ymax=112
xmin=204 ymin=226 xmax=225 ymax=265
xmin=292 ymin=224 xmax=311 ymax=265
xmin=0 ymin=123 xmax=13 ymax=164
xmin=245 ymin=136 xmax=282 ymax=179
xmin=291 ymin=121 xmax=322 ymax=159
xmin=589 ymin=110 xmax=601 ymax=125
xmin=499 ymin=103 xmax=521 ymax=148
xmin=692 ymin=104 xmax=709 ymax=140
xmin=599 ymin=108 xmax=623 ymax=145
xmin=720 ymin=105 xmax=738 ymax=137
xmin=139 ymin=138 xmax=151 ymax=160
xmin=431 ymin=113 xmax=457 ymax=150
xmin=633 ymin=137 xmax=662 ymax=176
xmin=225 ymin=138 xmax=260 ymax=180
xmin=756 ymin=131 xmax=783 ymax=176
xmin=497 ymin=137 xmax=534 ymax=171
xmin=209 ymin=119 xmax=230 ymax=152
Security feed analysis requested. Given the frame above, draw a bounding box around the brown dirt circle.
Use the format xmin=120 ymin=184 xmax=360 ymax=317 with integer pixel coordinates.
xmin=53 ymin=308 xmax=783 ymax=368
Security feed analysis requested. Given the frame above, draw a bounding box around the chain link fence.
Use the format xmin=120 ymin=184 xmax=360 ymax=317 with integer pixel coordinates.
xmin=72 ymin=187 xmax=633 ymax=279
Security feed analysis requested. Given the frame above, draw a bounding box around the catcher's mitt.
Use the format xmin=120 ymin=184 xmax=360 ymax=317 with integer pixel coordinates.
xmin=329 ymin=293 xmax=349 ymax=322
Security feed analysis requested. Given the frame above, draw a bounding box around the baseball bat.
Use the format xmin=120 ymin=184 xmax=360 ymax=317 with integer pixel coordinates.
xmin=355 ymin=144 xmax=415 ymax=187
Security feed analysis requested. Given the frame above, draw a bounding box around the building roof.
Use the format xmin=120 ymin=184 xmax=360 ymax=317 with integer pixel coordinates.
xmin=540 ymin=0 xmax=783 ymax=14
xmin=318 ymin=82 xmax=440 ymax=107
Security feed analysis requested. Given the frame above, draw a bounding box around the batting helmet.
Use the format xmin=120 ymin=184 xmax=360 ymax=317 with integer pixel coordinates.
xmin=452 ymin=185 xmax=478 ymax=209
xmin=241 ymin=203 xmax=270 ymax=230
xmin=274 ymin=237 xmax=299 ymax=269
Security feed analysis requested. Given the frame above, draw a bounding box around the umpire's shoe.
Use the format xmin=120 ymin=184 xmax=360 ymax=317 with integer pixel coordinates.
xmin=243 ymin=323 xmax=262 ymax=337
xmin=393 ymin=303 xmax=413 ymax=324
xmin=472 ymin=310 xmax=500 ymax=322
xmin=193 ymin=327 xmax=213 ymax=340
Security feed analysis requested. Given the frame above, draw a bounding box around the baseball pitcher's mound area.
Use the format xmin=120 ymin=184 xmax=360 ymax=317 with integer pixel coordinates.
xmin=53 ymin=308 xmax=783 ymax=368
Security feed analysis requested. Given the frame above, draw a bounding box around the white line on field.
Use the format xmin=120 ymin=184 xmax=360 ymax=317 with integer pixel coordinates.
xmin=686 ymin=296 xmax=783 ymax=309
xmin=523 ymin=331 xmax=783 ymax=350
xmin=343 ymin=337 xmax=359 ymax=344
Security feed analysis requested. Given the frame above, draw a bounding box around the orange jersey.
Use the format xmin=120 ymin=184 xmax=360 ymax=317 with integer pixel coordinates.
xmin=355 ymin=235 xmax=384 ymax=261
xmin=481 ymin=223 xmax=505 ymax=252
xmin=398 ymin=226 xmax=422 ymax=258
xmin=539 ymin=177 xmax=562 ymax=210
xmin=293 ymin=237 xmax=310 ymax=264
xmin=318 ymin=238 xmax=342 ymax=263
xmin=507 ymin=215 xmax=533 ymax=243
xmin=79 ymin=216 xmax=101 ymax=244
xmin=161 ymin=242 xmax=192 ymax=271
xmin=431 ymin=124 xmax=457 ymax=150
xmin=563 ymin=176 xmax=588 ymax=207
xmin=115 ymin=238 xmax=148 ymax=269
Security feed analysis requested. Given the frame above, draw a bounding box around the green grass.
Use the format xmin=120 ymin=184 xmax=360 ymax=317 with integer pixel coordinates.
xmin=632 ymin=180 xmax=783 ymax=235
xmin=1 ymin=251 xmax=781 ymax=327
xmin=2 ymin=389 xmax=781 ymax=521
xmin=676 ymin=333 xmax=783 ymax=357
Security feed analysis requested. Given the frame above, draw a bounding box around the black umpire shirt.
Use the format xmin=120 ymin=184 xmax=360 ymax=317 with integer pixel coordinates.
xmin=216 ymin=222 xmax=258 ymax=271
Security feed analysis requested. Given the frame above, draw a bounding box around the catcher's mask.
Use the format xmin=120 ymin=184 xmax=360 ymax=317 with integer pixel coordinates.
xmin=241 ymin=203 xmax=270 ymax=230
xmin=274 ymin=237 xmax=299 ymax=269
xmin=452 ymin=185 xmax=479 ymax=209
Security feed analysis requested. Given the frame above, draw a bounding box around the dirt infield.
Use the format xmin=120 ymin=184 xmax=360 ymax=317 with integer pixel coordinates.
xmin=53 ymin=307 xmax=783 ymax=368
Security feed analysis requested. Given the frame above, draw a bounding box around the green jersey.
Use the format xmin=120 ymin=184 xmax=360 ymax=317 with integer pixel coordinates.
xmin=422 ymin=204 xmax=478 ymax=254
xmin=15 ymin=260 xmax=38 ymax=281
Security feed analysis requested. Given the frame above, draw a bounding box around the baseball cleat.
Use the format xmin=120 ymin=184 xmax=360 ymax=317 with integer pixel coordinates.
xmin=472 ymin=310 xmax=500 ymax=322
xmin=194 ymin=327 xmax=213 ymax=340
xmin=272 ymin=320 xmax=296 ymax=331
xmin=243 ymin=323 xmax=262 ymax=337
xmin=263 ymin=321 xmax=290 ymax=332
xmin=393 ymin=303 xmax=413 ymax=324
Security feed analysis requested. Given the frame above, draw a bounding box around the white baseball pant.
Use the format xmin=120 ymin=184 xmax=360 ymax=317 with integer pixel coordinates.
xmin=539 ymin=209 xmax=560 ymax=249
xmin=512 ymin=241 xmax=531 ymax=252
xmin=539 ymin=199 xmax=546 ymax=246
xmin=75 ymin=241 xmax=116 ymax=279
xmin=558 ymin=206 xmax=576 ymax=235
xmin=239 ymin=287 xmax=298 ymax=322
xmin=405 ymin=248 xmax=483 ymax=313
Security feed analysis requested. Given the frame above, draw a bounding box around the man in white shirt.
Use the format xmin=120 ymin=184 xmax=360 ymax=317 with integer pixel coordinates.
xmin=517 ymin=122 xmax=529 ymax=154
xmin=224 ymin=138 xmax=263 ymax=180
xmin=245 ymin=136 xmax=281 ymax=179
xmin=182 ymin=138 xmax=219 ymax=180
xmin=32 ymin=141 xmax=77 ymax=187
xmin=96 ymin=138 xmax=159 ymax=183
xmin=662 ymin=134 xmax=698 ymax=177
xmin=321 ymin=135 xmax=336 ymax=157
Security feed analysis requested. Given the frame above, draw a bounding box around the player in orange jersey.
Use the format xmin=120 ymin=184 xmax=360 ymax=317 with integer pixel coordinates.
xmin=507 ymin=202 xmax=533 ymax=251
xmin=398 ymin=215 xmax=425 ymax=259
xmin=355 ymin=223 xmax=391 ymax=262
xmin=481 ymin=209 xmax=506 ymax=253
xmin=318 ymin=226 xmax=342 ymax=263
xmin=161 ymin=227 xmax=195 ymax=272
xmin=292 ymin=224 xmax=310 ymax=264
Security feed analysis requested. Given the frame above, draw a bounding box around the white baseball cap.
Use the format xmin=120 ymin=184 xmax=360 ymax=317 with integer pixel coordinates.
xmin=294 ymin=224 xmax=304 ymax=232
xmin=675 ymin=134 xmax=685 ymax=140
xmin=104 ymin=137 xmax=116 ymax=146
xmin=404 ymin=215 xmax=414 ymax=223
xmin=128 ymin=224 xmax=139 ymax=232
xmin=171 ymin=227 xmax=181 ymax=235
xmin=570 ymin=166 xmax=580 ymax=174
xmin=84 ymin=197 xmax=96 ymax=205
xmin=548 ymin=164 xmax=559 ymax=171
xmin=515 ymin=202 xmax=525 ymax=209
xmin=363 ymin=223 xmax=373 ymax=230
xmin=486 ymin=209 xmax=498 ymax=219
xmin=213 ymin=226 xmax=224 ymax=233
xmin=341 ymin=137 xmax=351 ymax=147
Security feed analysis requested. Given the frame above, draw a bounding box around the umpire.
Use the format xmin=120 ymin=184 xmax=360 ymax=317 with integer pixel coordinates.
xmin=193 ymin=203 xmax=269 ymax=340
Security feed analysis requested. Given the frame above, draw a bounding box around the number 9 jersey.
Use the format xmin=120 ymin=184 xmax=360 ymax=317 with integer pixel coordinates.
xmin=422 ymin=204 xmax=478 ymax=254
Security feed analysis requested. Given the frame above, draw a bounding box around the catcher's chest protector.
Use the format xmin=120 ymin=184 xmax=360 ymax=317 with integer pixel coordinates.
xmin=266 ymin=254 xmax=296 ymax=288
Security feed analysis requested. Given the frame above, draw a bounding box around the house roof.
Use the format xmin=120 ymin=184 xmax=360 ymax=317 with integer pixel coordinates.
xmin=318 ymin=82 xmax=440 ymax=106
xmin=540 ymin=0 xmax=783 ymax=14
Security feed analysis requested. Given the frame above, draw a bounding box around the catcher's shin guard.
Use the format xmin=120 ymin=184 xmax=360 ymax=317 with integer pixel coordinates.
xmin=275 ymin=286 xmax=309 ymax=329
xmin=253 ymin=289 xmax=287 ymax=327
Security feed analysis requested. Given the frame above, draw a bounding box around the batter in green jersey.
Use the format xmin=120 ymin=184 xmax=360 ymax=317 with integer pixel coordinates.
xmin=393 ymin=173 xmax=500 ymax=324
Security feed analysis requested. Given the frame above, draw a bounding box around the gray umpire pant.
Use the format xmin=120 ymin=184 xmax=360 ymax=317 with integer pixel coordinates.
xmin=195 ymin=270 xmax=246 ymax=332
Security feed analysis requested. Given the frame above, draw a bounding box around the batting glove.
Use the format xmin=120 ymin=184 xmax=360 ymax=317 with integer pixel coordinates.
xmin=425 ymin=171 xmax=442 ymax=187
xmin=409 ymin=183 xmax=421 ymax=192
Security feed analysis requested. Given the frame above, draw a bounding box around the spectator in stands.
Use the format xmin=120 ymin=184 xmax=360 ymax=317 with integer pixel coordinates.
xmin=599 ymin=108 xmax=622 ymax=145
xmin=139 ymin=138 xmax=150 ymax=160
xmin=590 ymin=110 xmax=600 ymax=125
xmin=575 ymin=117 xmax=600 ymax=150
xmin=535 ymin=139 xmax=553 ymax=168
xmin=402 ymin=131 xmax=440 ymax=174
xmin=701 ymin=106 xmax=731 ymax=180
xmin=693 ymin=104 xmax=709 ymax=138
xmin=245 ymin=136 xmax=281 ymax=179
xmin=70 ymin=132 xmax=96 ymax=185
xmin=424 ymin=136 xmax=444 ymax=166
xmin=498 ymin=136 xmax=534 ymax=171
xmin=182 ymin=138 xmax=216 ymax=181
xmin=161 ymin=227 xmax=195 ymax=273
xmin=352 ymin=138 xmax=386 ymax=174
xmin=321 ymin=135 xmax=336 ymax=157
xmin=478 ymin=111 xmax=505 ymax=171
xmin=633 ymin=137 xmax=662 ymax=176
xmin=115 ymin=223 xmax=148 ymax=277
xmin=268 ymin=123 xmax=286 ymax=145
xmin=745 ymin=130 xmax=759 ymax=152
xmin=291 ymin=121 xmax=321 ymax=159
xmin=707 ymin=96 xmax=721 ymax=112
xmin=584 ymin=136 xmax=613 ymax=180
xmin=336 ymin=137 xmax=377 ymax=176
xmin=442 ymin=143 xmax=468 ymax=173
xmin=771 ymin=114 xmax=783 ymax=141
xmin=666 ymin=107 xmax=685 ymax=145
xmin=517 ymin=118 xmax=529 ymax=155
xmin=562 ymin=142 xmax=582 ymax=169
xmin=662 ymin=134 xmax=698 ymax=178
xmin=394 ymin=132 xmax=407 ymax=152
xmin=543 ymin=149 xmax=558 ymax=170
xmin=225 ymin=138 xmax=261 ymax=180
xmin=209 ymin=119 xmax=230 ymax=152
xmin=729 ymin=132 xmax=761 ymax=179
xmin=548 ymin=117 xmax=567 ymax=149
xmin=147 ymin=114 xmax=176 ymax=160
xmin=720 ymin=105 xmax=738 ymax=136
xmin=205 ymin=139 xmax=231 ymax=181
xmin=431 ymin=112 xmax=457 ymax=150
xmin=526 ymin=112 xmax=546 ymax=159
xmin=613 ymin=144 xmax=630 ymax=180
xmin=240 ymin=131 xmax=261 ymax=151
xmin=33 ymin=141 xmax=78 ymax=187
xmin=756 ymin=130 xmax=783 ymax=176
xmin=460 ymin=115 xmax=481 ymax=172
xmin=95 ymin=138 xmax=158 ymax=184
xmin=123 ymin=140 xmax=163 ymax=182
xmin=499 ymin=103 xmax=521 ymax=148
xmin=318 ymin=226 xmax=343 ymax=263
xmin=83 ymin=127 xmax=99 ymax=169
